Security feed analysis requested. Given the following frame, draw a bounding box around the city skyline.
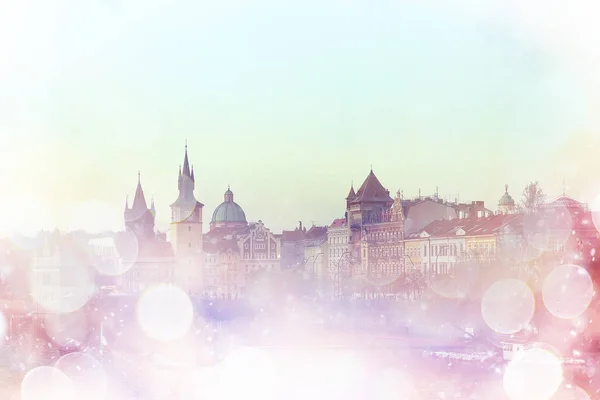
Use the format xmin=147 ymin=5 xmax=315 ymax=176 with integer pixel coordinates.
xmin=2 ymin=1 xmax=600 ymax=235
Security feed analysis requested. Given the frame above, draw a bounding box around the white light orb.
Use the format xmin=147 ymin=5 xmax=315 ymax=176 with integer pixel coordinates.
xmin=503 ymin=348 xmax=563 ymax=400
xmin=136 ymin=284 xmax=194 ymax=342
xmin=482 ymin=279 xmax=535 ymax=334
xmin=29 ymin=259 xmax=96 ymax=314
xmin=543 ymin=264 xmax=593 ymax=319
xmin=552 ymin=384 xmax=590 ymax=400
xmin=21 ymin=366 xmax=76 ymax=400
xmin=54 ymin=352 xmax=107 ymax=400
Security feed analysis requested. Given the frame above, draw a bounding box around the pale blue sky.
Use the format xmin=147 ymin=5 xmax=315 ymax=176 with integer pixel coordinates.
xmin=0 ymin=0 xmax=598 ymax=235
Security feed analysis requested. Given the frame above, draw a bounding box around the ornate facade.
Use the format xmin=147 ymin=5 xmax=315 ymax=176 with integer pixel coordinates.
xmin=345 ymin=170 xmax=405 ymax=295
xmin=203 ymin=187 xmax=281 ymax=298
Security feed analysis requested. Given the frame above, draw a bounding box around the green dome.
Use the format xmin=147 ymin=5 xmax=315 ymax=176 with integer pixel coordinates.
xmin=498 ymin=184 xmax=515 ymax=206
xmin=211 ymin=187 xmax=247 ymax=225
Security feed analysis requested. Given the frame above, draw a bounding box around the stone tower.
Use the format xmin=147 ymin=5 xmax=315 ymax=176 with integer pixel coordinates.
xmin=169 ymin=143 xmax=204 ymax=293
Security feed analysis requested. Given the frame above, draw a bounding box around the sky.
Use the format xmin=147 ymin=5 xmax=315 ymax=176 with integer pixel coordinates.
xmin=1 ymin=0 xmax=600 ymax=236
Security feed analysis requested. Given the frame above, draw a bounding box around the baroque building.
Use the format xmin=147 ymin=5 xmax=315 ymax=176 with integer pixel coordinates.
xmin=203 ymin=187 xmax=281 ymax=298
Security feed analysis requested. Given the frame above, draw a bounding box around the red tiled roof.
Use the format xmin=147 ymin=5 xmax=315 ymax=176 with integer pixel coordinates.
xmin=330 ymin=218 xmax=346 ymax=228
xmin=410 ymin=214 xmax=523 ymax=239
xmin=544 ymin=195 xmax=584 ymax=210
xmin=352 ymin=170 xmax=393 ymax=204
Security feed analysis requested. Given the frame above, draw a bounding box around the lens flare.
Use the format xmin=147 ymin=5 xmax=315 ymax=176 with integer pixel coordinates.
xmin=29 ymin=258 xmax=96 ymax=314
xmin=54 ymin=352 xmax=108 ymax=400
xmin=503 ymin=348 xmax=563 ymax=400
xmin=482 ymin=279 xmax=535 ymax=334
xmin=21 ymin=366 xmax=76 ymax=400
xmin=136 ymin=284 xmax=194 ymax=342
xmin=552 ymin=384 xmax=590 ymax=400
xmin=542 ymin=264 xmax=593 ymax=319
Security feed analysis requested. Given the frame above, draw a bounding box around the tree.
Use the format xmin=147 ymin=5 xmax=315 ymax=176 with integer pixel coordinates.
xmin=521 ymin=181 xmax=546 ymax=213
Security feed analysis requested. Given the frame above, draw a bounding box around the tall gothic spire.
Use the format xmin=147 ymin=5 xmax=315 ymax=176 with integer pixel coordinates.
xmin=182 ymin=142 xmax=191 ymax=178
xmin=171 ymin=142 xmax=202 ymax=211
xmin=132 ymin=172 xmax=148 ymax=211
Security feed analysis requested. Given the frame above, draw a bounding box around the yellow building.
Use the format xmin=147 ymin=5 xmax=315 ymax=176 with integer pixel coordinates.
xmin=403 ymin=238 xmax=423 ymax=271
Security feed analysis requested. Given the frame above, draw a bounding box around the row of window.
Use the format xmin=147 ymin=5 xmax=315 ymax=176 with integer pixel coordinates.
xmin=367 ymin=230 xmax=402 ymax=243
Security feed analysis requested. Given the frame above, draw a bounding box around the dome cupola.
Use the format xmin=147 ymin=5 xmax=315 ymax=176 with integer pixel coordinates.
xmin=498 ymin=184 xmax=516 ymax=214
xmin=210 ymin=186 xmax=247 ymax=230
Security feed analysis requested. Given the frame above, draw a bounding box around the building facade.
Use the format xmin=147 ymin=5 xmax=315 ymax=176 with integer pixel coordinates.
xmin=202 ymin=188 xmax=281 ymax=298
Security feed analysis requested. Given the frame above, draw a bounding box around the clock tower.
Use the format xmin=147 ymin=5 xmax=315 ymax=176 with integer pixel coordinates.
xmin=170 ymin=143 xmax=204 ymax=293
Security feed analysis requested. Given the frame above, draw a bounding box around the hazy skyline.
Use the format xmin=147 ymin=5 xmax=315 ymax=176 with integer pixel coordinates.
xmin=2 ymin=0 xmax=600 ymax=236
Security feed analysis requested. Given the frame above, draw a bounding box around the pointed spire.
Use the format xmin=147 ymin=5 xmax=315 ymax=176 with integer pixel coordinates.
xmin=346 ymin=182 xmax=356 ymax=200
xmin=132 ymin=172 xmax=148 ymax=211
xmin=505 ymin=184 xmax=509 ymax=194
xmin=182 ymin=143 xmax=191 ymax=177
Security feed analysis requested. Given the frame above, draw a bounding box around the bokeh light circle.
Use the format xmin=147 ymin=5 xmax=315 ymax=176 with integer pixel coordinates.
xmin=552 ymin=384 xmax=590 ymax=400
xmin=21 ymin=366 xmax=76 ymax=400
xmin=89 ymin=232 xmax=136 ymax=276
xmin=136 ymin=284 xmax=194 ymax=342
xmin=481 ymin=279 xmax=535 ymax=334
xmin=503 ymin=348 xmax=563 ymax=400
xmin=542 ymin=264 xmax=593 ymax=319
xmin=29 ymin=255 xmax=96 ymax=314
xmin=54 ymin=352 xmax=107 ymax=400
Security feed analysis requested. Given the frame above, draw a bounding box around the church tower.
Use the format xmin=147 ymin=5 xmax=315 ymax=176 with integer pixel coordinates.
xmin=170 ymin=143 xmax=204 ymax=292
xmin=124 ymin=172 xmax=155 ymax=242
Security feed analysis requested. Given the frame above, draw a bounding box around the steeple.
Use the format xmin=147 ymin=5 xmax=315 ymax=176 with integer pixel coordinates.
xmin=182 ymin=141 xmax=191 ymax=178
xmin=346 ymin=182 xmax=356 ymax=200
xmin=132 ymin=171 xmax=148 ymax=211
xmin=170 ymin=142 xmax=203 ymax=216
xmin=124 ymin=172 xmax=155 ymax=241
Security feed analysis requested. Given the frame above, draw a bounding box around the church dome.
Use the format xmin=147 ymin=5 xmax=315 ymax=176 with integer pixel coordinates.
xmin=498 ymin=184 xmax=515 ymax=206
xmin=211 ymin=186 xmax=247 ymax=227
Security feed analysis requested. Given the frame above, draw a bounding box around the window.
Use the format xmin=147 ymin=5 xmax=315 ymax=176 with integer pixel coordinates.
xmin=188 ymin=226 xmax=192 ymax=232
